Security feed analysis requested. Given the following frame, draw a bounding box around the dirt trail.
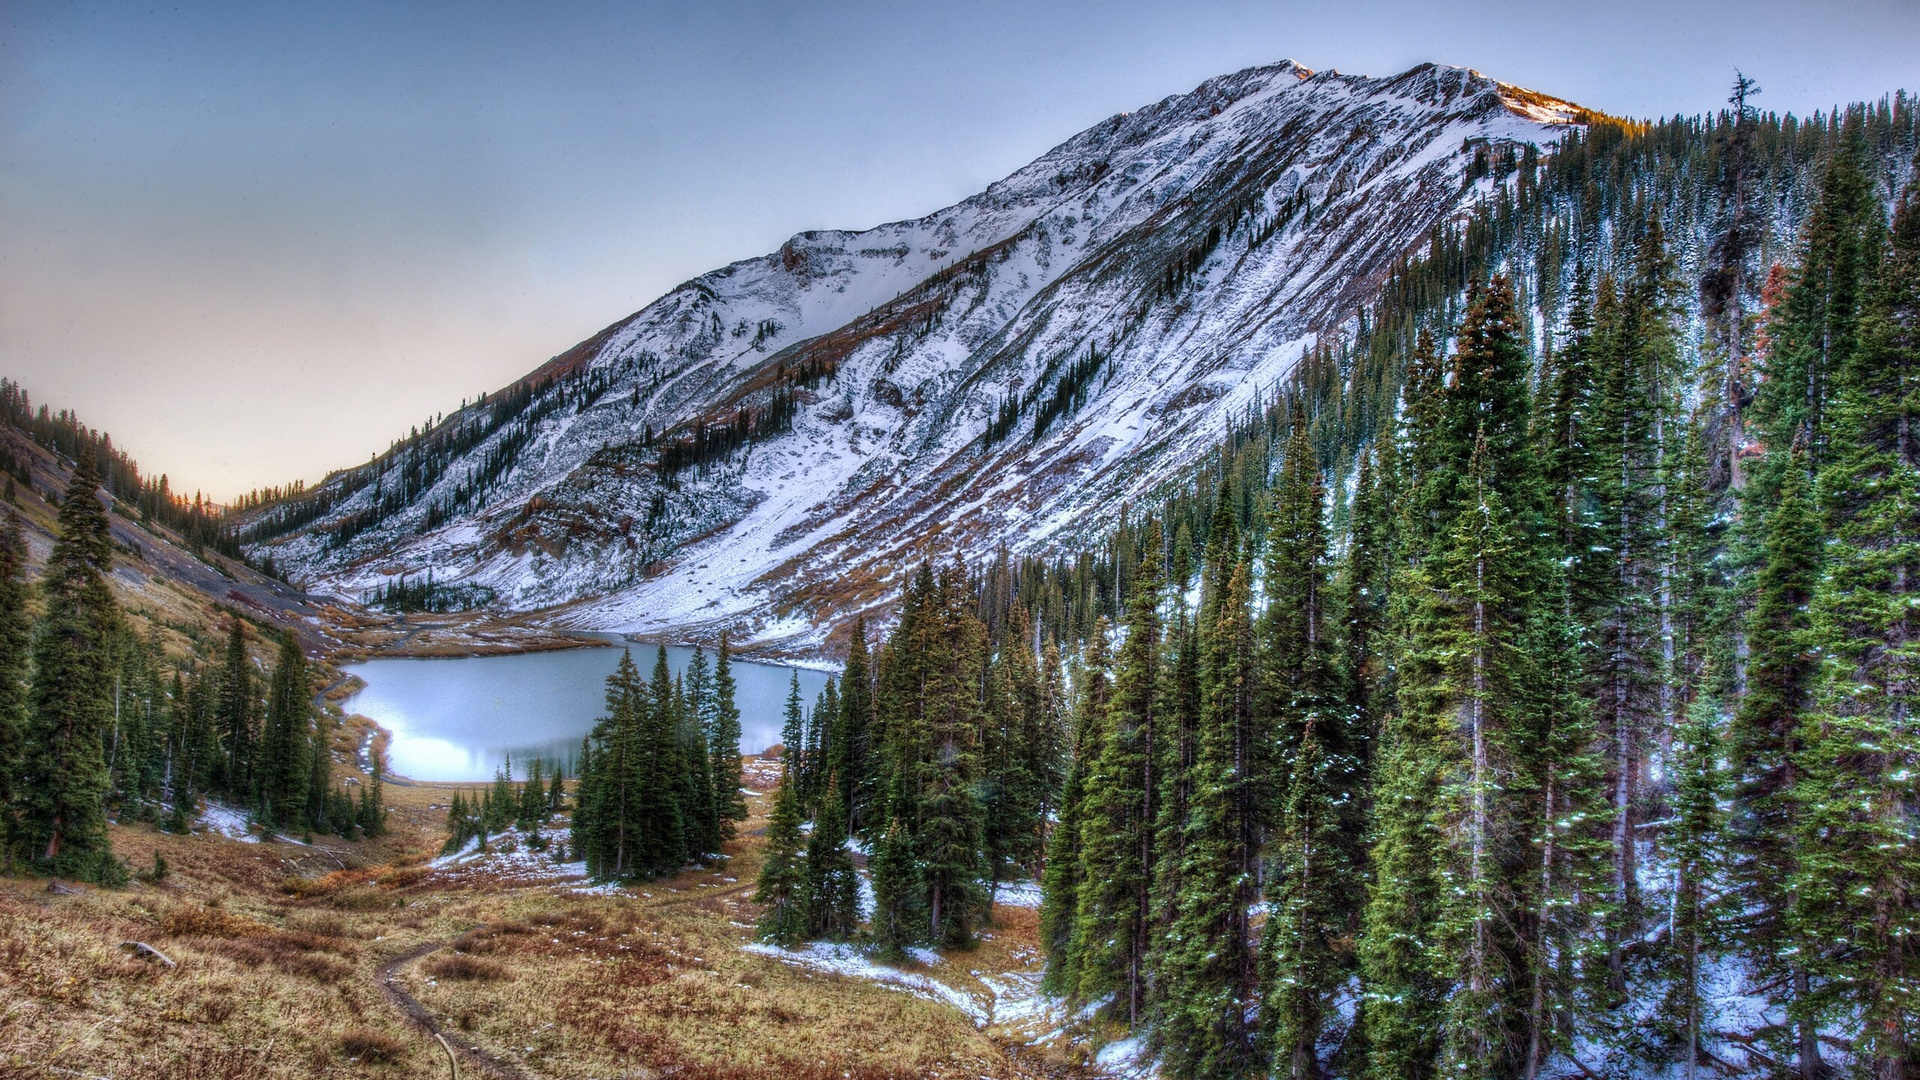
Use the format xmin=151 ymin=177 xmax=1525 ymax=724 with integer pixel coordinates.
xmin=375 ymin=940 xmax=536 ymax=1080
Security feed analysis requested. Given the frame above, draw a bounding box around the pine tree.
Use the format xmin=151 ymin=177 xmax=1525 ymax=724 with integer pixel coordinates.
xmin=1075 ymin=520 xmax=1163 ymax=1022
xmin=918 ymin=562 xmax=987 ymax=948
xmin=1156 ymin=555 xmax=1257 ymax=1079
xmin=1587 ymin=219 xmax=1687 ymax=999
xmin=837 ymin=618 xmax=874 ymax=832
xmin=1260 ymin=419 xmax=1358 ymax=1079
xmin=1729 ymin=455 xmax=1824 ymax=1076
xmin=162 ymin=671 xmax=194 ymax=833
xmin=443 ymin=791 xmax=470 ymax=853
xmin=1699 ymin=73 xmax=1764 ymax=495
xmin=634 ymin=647 xmax=686 ymax=875
xmin=17 ymin=453 xmax=121 ymax=880
xmin=256 ymin=631 xmax=310 ymax=827
xmin=780 ymin=668 xmax=804 ymax=763
xmin=215 ymin=615 xmax=253 ymax=798
xmin=1041 ymin=624 xmax=1109 ymax=994
xmin=1751 ymin=117 xmax=1885 ymax=472
xmin=1789 ymin=179 xmax=1918 ymax=1079
xmin=804 ymin=784 xmax=859 ymax=939
xmin=868 ymin=814 xmax=922 ymax=960
xmin=0 ymin=512 xmax=31 ymax=864
xmin=678 ymin=673 xmax=721 ymax=859
xmin=709 ymin=636 xmax=747 ymax=842
xmin=576 ymin=649 xmax=646 ymax=878
xmin=1665 ymin=698 xmax=1725 ymax=1080
xmin=755 ymin=756 xmax=808 ymax=945
xmin=359 ymin=749 xmax=387 ymax=838
xmin=519 ymin=757 xmax=547 ymax=828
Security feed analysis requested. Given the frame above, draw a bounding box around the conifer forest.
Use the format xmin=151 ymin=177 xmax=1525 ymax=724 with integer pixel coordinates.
xmin=3 ymin=40 xmax=1919 ymax=1080
xmin=728 ymin=94 xmax=1920 ymax=1078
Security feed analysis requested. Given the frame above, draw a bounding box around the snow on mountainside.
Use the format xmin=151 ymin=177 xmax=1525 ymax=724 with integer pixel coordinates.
xmin=247 ymin=60 xmax=1584 ymax=653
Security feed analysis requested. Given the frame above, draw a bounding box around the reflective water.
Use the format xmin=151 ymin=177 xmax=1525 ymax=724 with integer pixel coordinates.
xmin=340 ymin=639 xmax=832 ymax=782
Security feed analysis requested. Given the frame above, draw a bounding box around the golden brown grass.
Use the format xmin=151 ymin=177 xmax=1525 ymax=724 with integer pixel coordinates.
xmin=0 ymin=758 xmax=1084 ymax=1080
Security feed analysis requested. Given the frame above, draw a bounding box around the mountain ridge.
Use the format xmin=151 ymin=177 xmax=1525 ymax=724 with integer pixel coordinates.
xmin=243 ymin=59 xmax=1585 ymax=653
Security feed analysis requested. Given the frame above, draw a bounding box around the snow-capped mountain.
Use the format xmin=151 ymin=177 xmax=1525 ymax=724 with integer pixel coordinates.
xmin=247 ymin=60 xmax=1583 ymax=651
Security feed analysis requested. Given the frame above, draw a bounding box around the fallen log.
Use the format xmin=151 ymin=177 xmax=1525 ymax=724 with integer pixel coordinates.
xmin=118 ymin=941 xmax=177 ymax=968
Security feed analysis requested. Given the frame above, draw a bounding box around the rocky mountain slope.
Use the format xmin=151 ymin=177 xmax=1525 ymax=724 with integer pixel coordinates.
xmin=245 ymin=60 xmax=1584 ymax=651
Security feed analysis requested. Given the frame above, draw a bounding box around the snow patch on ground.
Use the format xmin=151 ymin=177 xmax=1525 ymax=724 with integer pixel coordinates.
xmin=741 ymin=942 xmax=988 ymax=1026
xmin=991 ymin=878 xmax=1044 ymax=909
xmin=1094 ymin=1036 xmax=1162 ymax=1079
xmin=426 ymin=826 xmax=591 ymax=888
xmin=198 ymin=803 xmax=259 ymax=843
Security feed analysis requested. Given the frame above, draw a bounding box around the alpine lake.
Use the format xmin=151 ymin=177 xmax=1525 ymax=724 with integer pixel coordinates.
xmin=340 ymin=637 xmax=832 ymax=782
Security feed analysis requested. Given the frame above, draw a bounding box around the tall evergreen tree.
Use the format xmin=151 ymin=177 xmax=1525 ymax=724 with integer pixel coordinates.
xmin=836 ymin=617 xmax=874 ymax=832
xmin=634 ymin=646 xmax=687 ymax=875
xmin=1075 ymin=520 xmax=1163 ymax=1022
xmin=17 ymin=454 xmax=121 ymax=879
xmin=1790 ymin=179 xmax=1918 ymax=1080
xmin=1261 ymin=419 xmax=1359 ymax=1079
xmin=1041 ymin=624 xmax=1109 ymax=993
xmin=803 ymin=785 xmax=860 ymax=939
xmin=1751 ymin=117 xmax=1885 ymax=472
xmin=918 ymin=563 xmax=988 ymax=947
xmin=0 ymin=512 xmax=31 ymax=863
xmin=1156 ymin=554 xmax=1257 ymax=1079
xmin=1729 ymin=455 xmax=1824 ymax=1077
xmin=215 ymin=615 xmax=253 ymax=798
xmin=708 ymin=637 xmax=747 ymax=842
xmin=256 ymin=631 xmax=310 ymax=827
xmin=755 ymin=756 xmax=808 ymax=945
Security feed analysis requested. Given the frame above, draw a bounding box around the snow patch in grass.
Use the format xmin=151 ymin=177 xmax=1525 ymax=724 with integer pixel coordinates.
xmin=741 ymin=941 xmax=988 ymax=1026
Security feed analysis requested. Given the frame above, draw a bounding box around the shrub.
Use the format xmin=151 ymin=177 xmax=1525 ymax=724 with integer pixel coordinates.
xmin=423 ymin=953 xmax=508 ymax=981
xmin=340 ymin=1027 xmax=407 ymax=1064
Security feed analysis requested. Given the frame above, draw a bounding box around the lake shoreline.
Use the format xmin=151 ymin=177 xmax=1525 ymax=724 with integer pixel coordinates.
xmin=323 ymin=607 xmax=846 ymax=673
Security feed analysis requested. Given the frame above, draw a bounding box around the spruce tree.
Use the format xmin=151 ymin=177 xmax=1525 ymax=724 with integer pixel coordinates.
xmin=755 ymin=757 xmax=808 ymax=945
xmin=1075 ymin=520 xmax=1162 ymax=1022
xmin=635 ymin=646 xmax=686 ymax=875
xmin=1789 ymin=179 xmax=1918 ymax=1078
xmin=257 ymin=631 xmax=310 ymax=827
xmin=780 ymin=668 xmax=804 ymax=762
xmin=868 ymin=814 xmax=922 ymax=960
xmin=803 ymin=785 xmax=859 ymax=939
xmin=678 ymin=673 xmax=720 ymax=859
xmin=918 ymin=563 xmax=987 ymax=948
xmin=1751 ymin=117 xmax=1884 ymax=471
xmin=1260 ymin=419 xmax=1358 ymax=1079
xmin=837 ymin=617 xmax=874 ymax=832
xmin=18 ymin=453 xmax=120 ymax=879
xmin=359 ymin=749 xmax=387 ymax=838
xmin=1040 ymin=623 xmax=1109 ymax=994
xmin=1156 ymin=555 xmax=1257 ymax=1079
xmin=577 ymin=650 xmax=646 ymax=877
xmin=215 ymin=615 xmax=253 ymax=798
xmin=708 ymin=636 xmax=746 ymax=841
xmin=1729 ymin=456 xmax=1823 ymax=1076
xmin=0 ymin=512 xmax=30 ymax=863
xmin=1665 ymin=699 xmax=1725 ymax=1080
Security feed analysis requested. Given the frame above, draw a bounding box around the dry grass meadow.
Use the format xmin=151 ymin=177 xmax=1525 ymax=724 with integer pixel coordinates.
xmin=0 ymin=754 xmax=1103 ymax=1080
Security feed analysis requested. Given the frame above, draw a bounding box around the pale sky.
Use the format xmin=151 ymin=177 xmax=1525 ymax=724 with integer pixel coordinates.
xmin=3 ymin=0 xmax=1914 ymax=499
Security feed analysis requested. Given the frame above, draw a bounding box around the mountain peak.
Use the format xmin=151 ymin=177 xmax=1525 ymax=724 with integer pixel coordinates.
xmin=245 ymin=59 xmax=1583 ymax=653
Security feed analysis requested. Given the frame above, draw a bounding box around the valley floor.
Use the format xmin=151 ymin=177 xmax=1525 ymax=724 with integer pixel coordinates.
xmin=0 ymin=757 xmax=1110 ymax=1080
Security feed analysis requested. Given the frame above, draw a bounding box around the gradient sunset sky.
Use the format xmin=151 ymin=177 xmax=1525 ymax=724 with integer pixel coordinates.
xmin=4 ymin=0 xmax=1914 ymax=498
